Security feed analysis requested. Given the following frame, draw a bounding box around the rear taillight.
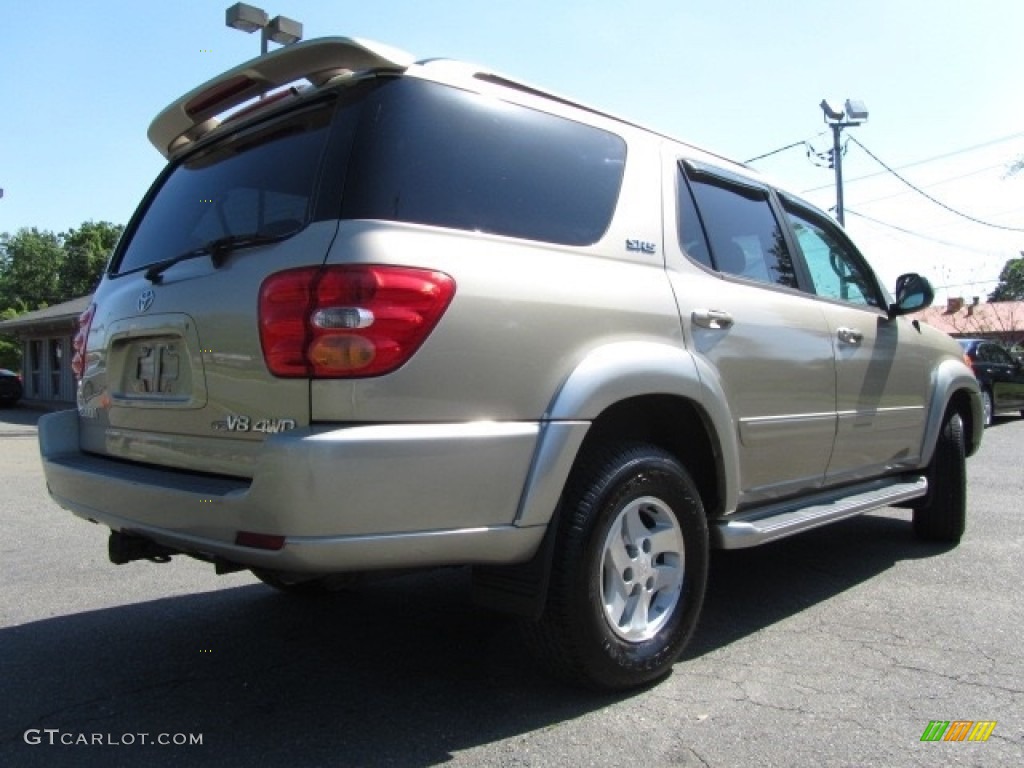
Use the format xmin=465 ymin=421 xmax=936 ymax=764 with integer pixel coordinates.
xmin=259 ymin=265 xmax=456 ymax=378
xmin=963 ymin=353 xmax=975 ymax=372
xmin=72 ymin=303 xmax=96 ymax=380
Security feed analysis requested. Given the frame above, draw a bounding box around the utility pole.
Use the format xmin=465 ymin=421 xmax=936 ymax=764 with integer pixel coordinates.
xmin=820 ymin=99 xmax=868 ymax=226
xmin=829 ymin=121 xmax=845 ymax=225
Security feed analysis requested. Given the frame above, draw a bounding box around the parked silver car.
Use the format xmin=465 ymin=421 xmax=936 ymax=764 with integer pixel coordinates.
xmin=39 ymin=37 xmax=983 ymax=690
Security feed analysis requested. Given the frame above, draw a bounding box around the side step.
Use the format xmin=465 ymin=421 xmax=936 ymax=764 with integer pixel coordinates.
xmin=712 ymin=476 xmax=928 ymax=549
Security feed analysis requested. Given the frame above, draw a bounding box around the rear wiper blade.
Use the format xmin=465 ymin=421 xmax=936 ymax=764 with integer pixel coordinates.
xmin=144 ymin=232 xmax=281 ymax=283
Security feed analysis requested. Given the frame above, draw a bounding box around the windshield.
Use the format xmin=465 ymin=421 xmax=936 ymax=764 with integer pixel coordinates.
xmin=114 ymin=100 xmax=338 ymax=274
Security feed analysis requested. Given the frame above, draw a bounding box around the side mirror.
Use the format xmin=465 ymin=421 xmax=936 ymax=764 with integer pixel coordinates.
xmin=889 ymin=273 xmax=934 ymax=317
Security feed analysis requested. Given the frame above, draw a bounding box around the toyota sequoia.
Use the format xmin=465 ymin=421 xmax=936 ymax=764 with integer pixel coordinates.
xmin=39 ymin=37 xmax=984 ymax=690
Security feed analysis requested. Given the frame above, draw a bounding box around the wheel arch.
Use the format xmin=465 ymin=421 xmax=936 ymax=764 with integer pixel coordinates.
xmin=518 ymin=341 xmax=737 ymax=528
xmin=475 ymin=341 xmax=735 ymax=620
xmin=573 ymin=395 xmax=725 ymax=518
xmin=922 ymin=359 xmax=983 ymax=462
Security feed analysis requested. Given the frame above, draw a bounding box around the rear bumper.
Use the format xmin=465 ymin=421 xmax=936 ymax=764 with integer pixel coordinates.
xmin=39 ymin=410 xmax=548 ymax=573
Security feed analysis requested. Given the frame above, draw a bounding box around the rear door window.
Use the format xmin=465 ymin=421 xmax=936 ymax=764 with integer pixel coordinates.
xmin=681 ymin=168 xmax=798 ymax=289
xmin=676 ymin=172 xmax=713 ymax=269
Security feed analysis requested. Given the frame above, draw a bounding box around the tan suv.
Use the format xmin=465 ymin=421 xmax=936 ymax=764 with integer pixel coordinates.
xmin=39 ymin=37 xmax=983 ymax=690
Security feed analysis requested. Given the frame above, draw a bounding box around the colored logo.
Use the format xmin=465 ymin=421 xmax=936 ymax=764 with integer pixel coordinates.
xmin=920 ymin=720 xmax=996 ymax=742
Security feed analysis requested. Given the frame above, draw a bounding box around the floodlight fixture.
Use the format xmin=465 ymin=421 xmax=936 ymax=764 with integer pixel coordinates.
xmin=266 ymin=15 xmax=303 ymax=46
xmin=225 ymin=3 xmax=269 ymax=33
xmin=225 ymin=4 xmax=303 ymax=57
xmin=819 ymin=99 xmax=846 ymax=122
xmin=820 ymin=97 xmax=869 ymax=125
xmin=844 ymin=98 xmax=869 ymax=123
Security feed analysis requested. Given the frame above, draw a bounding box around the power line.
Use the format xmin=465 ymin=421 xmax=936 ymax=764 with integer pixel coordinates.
xmin=930 ymin=279 xmax=1000 ymax=291
xmin=801 ymin=130 xmax=1024 ymax=192
xmin=848 ymin=162 xmax=1007 ymax=208
xmin=847 ymin=136 xmax=1024 ymax=233
xmin=744 ymin=140 xmax=808 ymax=164
xmin=844 ymin=208 xmax=1014 ymax=256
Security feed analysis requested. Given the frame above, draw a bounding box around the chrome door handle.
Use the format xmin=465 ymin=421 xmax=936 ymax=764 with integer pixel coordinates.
xmin=837 ymin=327 xmax=863 ymax=345
xmin=692 ymin=309 xmax=734 ymax=330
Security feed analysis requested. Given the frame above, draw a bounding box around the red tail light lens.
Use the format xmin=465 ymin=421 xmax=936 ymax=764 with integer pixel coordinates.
xmin=72 ymin=303 xmax=96 ymax=380
xmin=185 ymin=75 xmax=257 ymax=118
xmin=259 ymin=265 xmax=456 ymax=378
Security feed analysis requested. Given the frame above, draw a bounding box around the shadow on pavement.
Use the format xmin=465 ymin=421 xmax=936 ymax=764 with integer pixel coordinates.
xmin=0 ymin=510 xmax=948 ymax=767
xmin=1 ymin=569 xmax=613 ymax=767
xmin=688 ymin=511 xmax=950 ymax=659
xmin=0 ymin=404 xmax=58 ymax=430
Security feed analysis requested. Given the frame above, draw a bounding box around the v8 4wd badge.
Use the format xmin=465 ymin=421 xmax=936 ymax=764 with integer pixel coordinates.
xmin=212 ymin=415 xmax=297 ymax=434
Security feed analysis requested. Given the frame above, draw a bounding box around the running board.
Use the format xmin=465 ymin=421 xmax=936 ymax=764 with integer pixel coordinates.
xmin=712 ymin=476 xmax=928 ymax=549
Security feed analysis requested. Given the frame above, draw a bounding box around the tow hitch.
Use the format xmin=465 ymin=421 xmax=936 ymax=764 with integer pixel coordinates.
xmin=108 ymin=531 xmax=176 ymax=564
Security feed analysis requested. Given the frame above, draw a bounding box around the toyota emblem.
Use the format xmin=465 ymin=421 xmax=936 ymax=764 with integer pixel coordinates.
xmin=138 ymin=289 xmax=155 ymax=313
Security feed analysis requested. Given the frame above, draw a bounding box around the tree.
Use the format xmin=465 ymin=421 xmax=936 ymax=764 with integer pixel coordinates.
xmin=0 ymin=307 xmax=22 ymax=369
xmin=988 ymin=257 xmax=1024 ymax=302
xmin=0 ymin=228 xmax=65 ymax=310
xmin=0 ymin=221 xmax=122 ymax=311
xmin=60 ymin=221 xmax=123 ymax=298
xmin=0 ymin=220 xmax=123 ymax=370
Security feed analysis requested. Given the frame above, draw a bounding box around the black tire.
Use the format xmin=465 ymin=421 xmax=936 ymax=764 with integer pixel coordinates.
xmin=913 ymin=411 xmax=966 ymax=543
xmin=522 ymin=443 xmax=709 ymax=690
xmin=981 ymin=389 xmax=993 ymax=427
xmin=251 ymin=569 xmax=359 ymax=594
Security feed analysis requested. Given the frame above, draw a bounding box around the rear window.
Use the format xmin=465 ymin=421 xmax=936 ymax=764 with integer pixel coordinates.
xmin=114 ymin=99 xmax=342 ymax=274
xmin=342 ymin=79 xmax=626 ymax=246
xmin=115 ymin=77 xmax=627 ymax=275
xmin=979 ymin=344 xmax=1014 ymax=365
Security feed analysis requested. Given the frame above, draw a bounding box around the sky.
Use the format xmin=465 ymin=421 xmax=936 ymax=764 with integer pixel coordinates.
xmin=1 ymin=0 xmax=1022 ymax=301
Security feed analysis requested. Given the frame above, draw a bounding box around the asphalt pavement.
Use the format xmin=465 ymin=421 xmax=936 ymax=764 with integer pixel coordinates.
xmin=1 ymin=405 xmax=1021 ymax=767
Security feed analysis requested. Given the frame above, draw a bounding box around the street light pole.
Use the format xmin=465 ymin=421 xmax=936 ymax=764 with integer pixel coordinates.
xmin=820 ymin=98 xmax=868 ymax=227
xmin=830 ymin=121 xmax=846 ymax=226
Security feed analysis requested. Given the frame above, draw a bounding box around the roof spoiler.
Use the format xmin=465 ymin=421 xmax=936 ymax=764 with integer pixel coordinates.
xmin=148 ymin=36 xmax=414 ymax=159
